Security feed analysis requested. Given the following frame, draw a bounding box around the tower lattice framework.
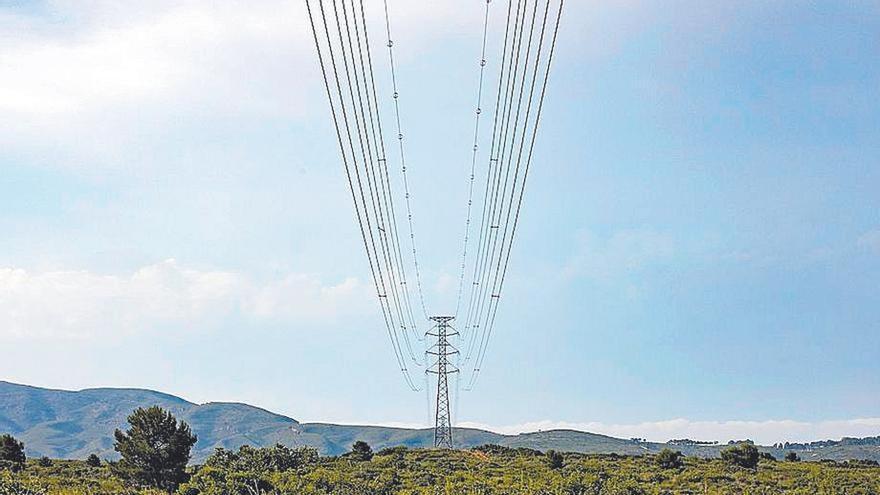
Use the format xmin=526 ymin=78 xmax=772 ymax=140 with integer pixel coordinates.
xmin=426 ymin=316 xmax=458 ymax=449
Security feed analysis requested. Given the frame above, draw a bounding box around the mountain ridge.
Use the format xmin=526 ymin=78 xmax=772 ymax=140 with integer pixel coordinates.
xmin=2 ymin=380 xmax=878 ymax=462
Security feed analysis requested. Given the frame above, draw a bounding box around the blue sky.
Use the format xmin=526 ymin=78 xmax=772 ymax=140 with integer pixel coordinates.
xmin=1 ymin=0 xmax=878 ymax=444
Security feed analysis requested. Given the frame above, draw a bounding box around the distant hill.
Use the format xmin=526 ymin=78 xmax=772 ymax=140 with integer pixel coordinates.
xmin=0 ymin=381 xmax=299 ymax=461
xmin=2 ymin=381 xmax=878 ymax=462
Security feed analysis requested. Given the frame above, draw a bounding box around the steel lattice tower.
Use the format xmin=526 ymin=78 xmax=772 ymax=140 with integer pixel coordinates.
xmin=426 ymin=316 xmax=458 ymax=449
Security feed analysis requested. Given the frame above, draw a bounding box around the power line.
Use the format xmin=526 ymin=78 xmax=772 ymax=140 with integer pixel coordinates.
xmin=332 ymin=0 xmax=413 ymax=372
xmin=350 ymin=0 xmax=422 ymax=364
xmin=382 ymin=0 xmax=431 ymax=323
xmin=462 ymin=0 xmax=518 ymax=345
xmin=306 ymin=0 xmax=422 ymax=390
xmin=340 ymin=0 xmax=413 ymax=364
xmin=468 ymin=0 xmax=549 ymax=388
xmin=466 ymin=0 xmax=563 ymax=389
xmin=454 ymin=0 xmax=493 ymax=319
xmin=464 ymin=0 xmax=527 ymax=360
xmin=307 ymin=0 xmax=564 ymax=400
xmin=340 ymin=0 xmax=422 ymax=384
xmin=469 ymin=0 xmax=542 ymax=370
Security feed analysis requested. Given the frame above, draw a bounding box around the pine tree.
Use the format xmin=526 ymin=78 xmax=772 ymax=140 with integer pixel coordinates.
xmin=0 ymin=434 xmax=26 ymax=472
xmin=113 ymin=406 xmax=197 ymax=491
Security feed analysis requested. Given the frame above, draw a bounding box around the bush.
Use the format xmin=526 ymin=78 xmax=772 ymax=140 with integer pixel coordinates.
xmin=349 ymin=441 xmax=373 ymax=462
xmin=0 ymin=434 xmax=26 ymax=471
xmin=473 ymin=444 xmax=512 ymax=455
xmin=656 ymin=449 xmax=683 ymax=469
xmin=472 ymin=444 xmax=542 ymax=456
xmin=759 ymin=452 xmax=777 ymax=462
xmin=784 ymin=451 xmax=800 ymax=462
xmin=376 ymin=445 xmax=408 ymax=457
xmin=204 ymin=444 xmax=318 ymax=472
xmin=86 ymin=454 xmax=102 ymax=467
xmin=546 ymin=450 xmax=564 ymax=470
xmin=721 ymin=443 xmax=759 ymax=469
xmin=37 ymin=456 xmax=52 ymax=467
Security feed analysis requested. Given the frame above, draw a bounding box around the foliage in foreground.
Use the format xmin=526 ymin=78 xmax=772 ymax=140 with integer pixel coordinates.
xmin=720 ymin=443 xmax=760 ymax=470
xmin=2 ymin=445 xmax=880 ymax=495
xmin=113 ymin=406 xmax=198 ymax=492
xmin=0 ymin=435 xmax=26 ymax=472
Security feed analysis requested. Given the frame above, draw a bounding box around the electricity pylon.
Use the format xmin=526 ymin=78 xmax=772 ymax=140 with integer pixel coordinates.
xmin=426 ymin=316 xmax=458 ymax=449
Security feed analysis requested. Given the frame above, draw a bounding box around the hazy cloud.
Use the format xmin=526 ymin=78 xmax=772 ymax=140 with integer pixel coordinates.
xmin=0 ymin=0 xmax=481 ymax=125
xmin=0 ymin=2 xmax=311 ymax=117
xmin=0 ymin=259 xmax=369 ymax=340
xmin=0 ymin=1 xmax=316 ymax=169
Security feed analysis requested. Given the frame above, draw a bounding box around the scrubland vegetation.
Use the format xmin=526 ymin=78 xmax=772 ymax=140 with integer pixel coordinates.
xmin=2 ymin=408 xmax=879 ymax=494
xmin=4 ymin=443 xmax=880 ymax=494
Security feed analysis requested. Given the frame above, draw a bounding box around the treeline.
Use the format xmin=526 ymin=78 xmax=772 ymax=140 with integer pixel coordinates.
xmin=774 ymin=436 xmax=880 ymax=450
xmin=666 ymin=439 xmax=719 ymax=446
xmin=2 ymin=407 xmax=880 ymax=495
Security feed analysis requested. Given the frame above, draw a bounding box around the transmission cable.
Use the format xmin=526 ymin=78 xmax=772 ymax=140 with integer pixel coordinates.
xmin=333 ymin=0 xmax=412 ymax=370
xmin=382 ymin=0 xmax=431 ymax=323
xmin=468 ymin=0 xmax=563 ymax=389
xmin=454 ymin=0 xmax=493 ymax=319
xmin=462 ymin=0 xmax=519 ymax=346
xmin=464 ymin=0 xmax=527 ymax=361
xmin=306 ymin=0 xmax=420 ymax=390
xmin=469 ymin=0 xmax=541 ymax=367
xmin=349 ymin=0 xmax=422 ymax=364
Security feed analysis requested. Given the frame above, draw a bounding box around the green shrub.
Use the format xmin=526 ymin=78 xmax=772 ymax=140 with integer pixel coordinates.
xmin=546 ymin=449 xmax=564 ymax=470
xmin=204 ymin=444 xmax=318 ymax=472
xmin=348 ymin=441 xmax=373 ymax=462
xmin=721 ymin=443 xmax=759 ymax=469
xmin=0 ymin=434 xmax=26 ymax=472
xmin=376 ymin=445 xmax=408 ymax=457
xmin=656 ymin=449 xmax=683 ymax=469
xmin=86 ymin=453 xmax=102 ymax=467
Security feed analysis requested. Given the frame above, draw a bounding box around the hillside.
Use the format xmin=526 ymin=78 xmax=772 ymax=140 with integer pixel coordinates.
xmin=0 ymin=381 xmax=297 ymax=461
xmin=2 ymin=381 xmax=878 ymax=462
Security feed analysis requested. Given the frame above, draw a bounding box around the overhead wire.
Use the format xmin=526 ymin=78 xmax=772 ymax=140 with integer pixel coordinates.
xmin=306 ymin=0 xmax=421 ymax=390
xmin=358 ymin=0 xmax=423 ymax=347
xmin=467 ymin=0 xmax=563 ymax=389
xmin=454 ymin=0 xmax=493 ymax=319
xmin=307 ymin=0 xmax=563 ymax=395
xmin=469 ymin=0 xmax=541 ymax=374
xmin=462 ymin=0 xmax=518 ymax=347
xmin=349 ymin=0 xmax=422 ymax=364
xmin=334 ymin=0 xmax=420 ymax=386
xmin=339 ymin=0 xmax=409 ymax=363
xmin=382 ymin=0 xmax=431 ymax=324
xmin=464 ymin=0 xmax=526 ymax=361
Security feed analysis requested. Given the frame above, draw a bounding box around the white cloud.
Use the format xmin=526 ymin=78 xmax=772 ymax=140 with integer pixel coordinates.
xmin=457 ymin=418 xmax=880 ymax=445
xmin=0 ymin=0 xmax=784 ymax=153
xmin=0 ymin=259 xmax=368 ymax=340
xmin=0 ymin=0 xmax=496 ymax=172
xmin=0 ymin=1 xmax=318 ymax=167
xmin=0 ymin=0 xmax=482 ymax=124
xmin=0 ymin=1 xmax=311 ymax=116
